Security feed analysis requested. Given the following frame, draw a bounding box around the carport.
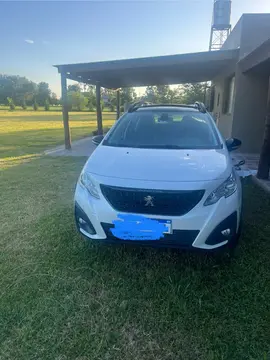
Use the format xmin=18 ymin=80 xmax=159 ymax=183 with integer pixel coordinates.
xmin=54 ymin=48 xmax=239 ymax=150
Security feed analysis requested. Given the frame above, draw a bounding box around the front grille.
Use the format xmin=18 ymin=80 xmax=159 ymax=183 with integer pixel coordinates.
xmin=100 ymin=185 xmax=205 ymax=216
xmin=101 ymin=222 xmax=199 ymax=248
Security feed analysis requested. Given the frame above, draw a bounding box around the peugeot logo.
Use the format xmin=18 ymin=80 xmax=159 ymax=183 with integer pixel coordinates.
xmin=144 ymin=195 xmax=154 ymax=207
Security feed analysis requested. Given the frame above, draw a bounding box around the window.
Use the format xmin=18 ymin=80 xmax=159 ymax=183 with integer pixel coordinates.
xmin=103 ymin=109 xmax=221 ymax=150
xmin=217 ymin=93 xmax=220 ymax=107
xmin=223 ymin=76 xmax=235 ymax=114
xmin=209 ymin=86 xmax=215 ymax=112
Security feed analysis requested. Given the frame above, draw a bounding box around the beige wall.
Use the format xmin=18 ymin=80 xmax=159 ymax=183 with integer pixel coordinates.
xmin=222 ymin=17 xmax=243 ymax=51
xmin=232 ymin=72 xmax=268 ymax=153
xmin=213 ymin=14 xmax=270 ymax=153
xmin=213 ymin=69 xmax=268 ymax=152
xmin=212 ymin=79 xmax=233 ymax=139
xmin=239 ymin=14 xmax=270 ymax=59
xmin=212 ymin=62 xmax=237 ymax=140
xmin=230 ymin=14 xmax=270 ymax=153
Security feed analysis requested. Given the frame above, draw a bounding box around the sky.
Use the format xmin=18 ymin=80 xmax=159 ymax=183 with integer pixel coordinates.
xmin=0 ymin=0 xmax=270 ymax=97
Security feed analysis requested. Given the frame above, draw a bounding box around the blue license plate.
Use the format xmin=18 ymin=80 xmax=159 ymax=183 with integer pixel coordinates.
xmin=157 ymin=219 xmax=172 ymax=234
xmin=111 ymin=214 xmax=172 ymax=240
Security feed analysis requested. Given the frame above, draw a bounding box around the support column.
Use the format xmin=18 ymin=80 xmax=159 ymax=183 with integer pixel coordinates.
xmin=61 ymin=72 xmax=71 ymax=150
xmin=116 ymin=89 xmax=120 ymax=120
xmin=257 ymin=76 xmax=270 ymax=179
xmin=96 ymin=83 xmax=103 ymax=135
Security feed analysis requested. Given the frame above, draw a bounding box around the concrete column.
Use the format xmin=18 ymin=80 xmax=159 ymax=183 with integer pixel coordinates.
xmin=61 ymin=72 xmax=71 ymax=150
xmin=257 ymin=76 xmax=270 ymax=179
xmin=116 ymin=89 xmax=120 ymax=120
xmin=96 ymin=83 xmax=103 ymax=135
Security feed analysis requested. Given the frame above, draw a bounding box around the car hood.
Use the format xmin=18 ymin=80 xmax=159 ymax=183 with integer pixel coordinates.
xmin=84 ymin=146 xmax=230 ymax=182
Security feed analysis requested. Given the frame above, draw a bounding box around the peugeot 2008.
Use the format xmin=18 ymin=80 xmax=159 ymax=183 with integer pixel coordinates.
xmin=74 ymin=103 xmax=242 ymax=251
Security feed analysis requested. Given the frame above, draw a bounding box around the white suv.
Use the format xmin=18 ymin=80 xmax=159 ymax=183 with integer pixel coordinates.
xmin=75 ymin=103 xmax=242 ymax=251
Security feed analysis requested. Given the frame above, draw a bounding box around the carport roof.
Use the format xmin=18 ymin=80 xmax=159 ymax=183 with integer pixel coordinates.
xmin=54 ymin=48 xmax=239 ymax=88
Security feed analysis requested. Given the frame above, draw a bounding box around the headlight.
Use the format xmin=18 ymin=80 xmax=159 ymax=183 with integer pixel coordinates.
xmin=80 ymin=172 xmax=100 ymax=199
xmin=204 ymin=173 xmax=237 ymax=206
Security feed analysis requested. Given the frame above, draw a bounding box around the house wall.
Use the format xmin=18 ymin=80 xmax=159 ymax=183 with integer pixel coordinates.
xmin=222 ymin=17 xmax=243 ymax=51
xmin=239 ymin=14 xmax=270 ymax=59
xmin=213 ymin=14 xmax=270 ymax=152
xmin=231 ymin=14 xmax=270 ymax=153
xmin=212 ymin=18 xmax=243 ymax=139
xmin=232 ymin=72 xmax=268 ymax=153
xmin=213 ymin=78 xmax=233 ymax=139
xmin=212 ymin=62 xmax=237 ymax=140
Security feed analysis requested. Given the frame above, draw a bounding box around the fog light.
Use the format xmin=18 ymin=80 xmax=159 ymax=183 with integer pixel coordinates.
xmin=75 ymin=204 xmax=97 ymax=236
xmin=221 ymin=229 xmax=231 ymax=237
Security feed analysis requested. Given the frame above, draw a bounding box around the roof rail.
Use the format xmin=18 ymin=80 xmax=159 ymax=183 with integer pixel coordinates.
xmin=128 ymin=101 xmax=207 ymax=113
xmin=128 ymin=101 xmax=151 ymax=113
xmin=194 ymin=102 xmax=207 ymax=113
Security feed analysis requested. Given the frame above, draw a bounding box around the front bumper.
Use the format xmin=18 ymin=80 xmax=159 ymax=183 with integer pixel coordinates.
xmin=74 ymin=182 xmax=241 ymax=250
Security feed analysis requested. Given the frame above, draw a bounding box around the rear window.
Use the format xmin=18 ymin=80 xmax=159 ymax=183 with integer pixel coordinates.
xmin=103 ymin=109 xmax=221 ymax=149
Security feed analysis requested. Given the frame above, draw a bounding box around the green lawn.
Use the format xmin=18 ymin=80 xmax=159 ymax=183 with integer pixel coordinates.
xmin=0 ymin=110 xmax=115 ymax=158
xmin=0 ymin=112 xmax=270 ymax=359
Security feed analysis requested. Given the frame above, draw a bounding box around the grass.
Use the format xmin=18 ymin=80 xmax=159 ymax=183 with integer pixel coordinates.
xmin=0 ymin=111 xmax=270 ymax=359
xmin=0 ymin=105 xmax=115 ymax=112
xmin=0 ymin=156 xmax=270 ymax=360
xmin=0 ymin=105 xmax=63 ymax=111
xmin=0 ymin=110 xmax=115 ymax=158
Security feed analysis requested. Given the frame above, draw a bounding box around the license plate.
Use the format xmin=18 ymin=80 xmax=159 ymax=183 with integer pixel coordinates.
xmin=157 ymin=219 xmax=172 ymax=234
xmin=111 ymin=214 xmax=172 ymax=241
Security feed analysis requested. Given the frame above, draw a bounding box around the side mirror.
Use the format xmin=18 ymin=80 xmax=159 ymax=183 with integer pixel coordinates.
xmin=225 ymin=138 xmax=242 ymax=152
xmin=92 ymin=135 xmax=104 ymax=146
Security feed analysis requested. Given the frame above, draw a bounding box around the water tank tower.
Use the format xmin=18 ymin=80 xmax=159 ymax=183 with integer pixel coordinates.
xmin=209 ymin=0 xmax=232 ymax=51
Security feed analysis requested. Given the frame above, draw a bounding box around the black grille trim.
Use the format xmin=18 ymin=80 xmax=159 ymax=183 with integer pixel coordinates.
xmin=100 ymin=184 xmax=205 ymax=216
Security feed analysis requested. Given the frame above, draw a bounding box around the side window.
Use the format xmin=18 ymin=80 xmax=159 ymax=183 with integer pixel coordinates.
xmin=223 ymin=76 xmax=235 ymax=114
xmin=217 ymin=93 xmax=220 ymax=107
xmin=209 ymin=86 xmax=215 ymax=112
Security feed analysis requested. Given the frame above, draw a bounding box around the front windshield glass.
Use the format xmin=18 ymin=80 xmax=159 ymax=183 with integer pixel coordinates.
xmin=103 ymin=109 xmax=221 ymax=149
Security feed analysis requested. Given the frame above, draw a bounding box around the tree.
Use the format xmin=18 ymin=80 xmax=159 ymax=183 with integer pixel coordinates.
xmin=50 ymin=92 xmax=59 ymax=106
xmin=144 ymin=85 xmax=178 ymax=104
xmin=156 ymin=85 xmax=170 ymax=103
xmin=7 ymin=97 xmax=15 ymax=110
xmin=33 ymin=100 xmax=38 ymax=111
xmin=83 ymin=85 xmax=96 ymax=111
xmin=36 ymin=82 xmax=51 ymax=106
xmin=121 ymin=87 xmax=137 ymax=105
xmin=44 ymin=99 xmax=50 ymax=111
xmin=105 ymin=87 xmax=136 ymax=111
xmin=67 ymin=91 xmax=88 ymax=111
xmin=68 ymin=84 xmax=81 ymax=92
xmin=0 ymin=74 xmax=36 ymax=106
xmin=181 ymin=83 xmax=205 ymax=104
xmin=21 ymin=98 xmax=27 ymax=110
xmin=143 ymin=83 xmax=206 ymax=105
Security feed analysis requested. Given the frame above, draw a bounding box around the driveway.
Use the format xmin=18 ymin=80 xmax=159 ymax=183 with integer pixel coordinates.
xmin=44 ymin=137 xmax=96 ymax=157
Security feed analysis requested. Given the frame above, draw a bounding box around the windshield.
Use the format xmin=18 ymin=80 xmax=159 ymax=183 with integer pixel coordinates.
xmin=103 ymin=109 xmax=221 ymax=149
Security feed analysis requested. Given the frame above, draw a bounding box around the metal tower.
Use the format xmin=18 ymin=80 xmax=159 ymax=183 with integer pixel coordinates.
xmin=209 ymin=0 xmax=232 ymax=51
